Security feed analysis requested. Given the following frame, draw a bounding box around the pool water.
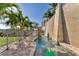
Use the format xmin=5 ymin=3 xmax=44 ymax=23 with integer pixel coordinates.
xmin=34 ymin=36 xmax=58 ymax=56
xmin=34 ymin=36 xmax=76 ymax=56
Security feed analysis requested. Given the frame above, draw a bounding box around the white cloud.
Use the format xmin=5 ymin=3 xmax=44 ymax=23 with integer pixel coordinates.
xmin=0 ymin=24 xmax=11 ymax=29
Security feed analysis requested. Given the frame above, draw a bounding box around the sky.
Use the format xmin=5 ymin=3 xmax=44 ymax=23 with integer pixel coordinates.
xmin=18 ymin=3 xmax=50 ymax=26
xmin=0 ymin=3 xmax=50 ymax=29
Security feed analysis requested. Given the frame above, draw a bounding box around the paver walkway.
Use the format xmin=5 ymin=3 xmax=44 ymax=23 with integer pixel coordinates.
xmin=0 ymin=31 xmax=37 ymax=56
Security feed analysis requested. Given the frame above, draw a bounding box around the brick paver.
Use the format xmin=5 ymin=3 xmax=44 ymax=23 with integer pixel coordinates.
xmin=0 ymin=31 xmax=37 ymax=56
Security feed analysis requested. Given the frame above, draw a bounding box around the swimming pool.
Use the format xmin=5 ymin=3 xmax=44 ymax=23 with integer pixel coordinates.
xmin=34 ymin=36 xmax=76 ymax=56
xmin=34 ymin=36 xmax=57 ymax=56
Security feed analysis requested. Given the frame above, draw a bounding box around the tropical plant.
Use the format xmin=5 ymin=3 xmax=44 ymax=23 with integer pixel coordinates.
xmin=43 ymin=3 xmax=57 ymax=21
xmin=0 ymin=3 xmax=19 ymax=17
xmin=43 ymin=10 xmax=53 ymax=19
xmin=0 ymin=3 xmax=19 ymax=50
xmin=3 ymin=10 xmax=34 ymax=30
xmin=49 ymin=3 xmax=57 ymax=11
xmin=42 ymin=3 xmax=57 ymax=33
xmin=0 ymin=3 xmax=38 ymax=30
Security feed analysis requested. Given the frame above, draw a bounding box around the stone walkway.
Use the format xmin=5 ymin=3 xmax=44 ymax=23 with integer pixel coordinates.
xmin=0 ymin=31 xmax=37 ymax=56
xmin=49 ymin=39 xmax=76 ymax=56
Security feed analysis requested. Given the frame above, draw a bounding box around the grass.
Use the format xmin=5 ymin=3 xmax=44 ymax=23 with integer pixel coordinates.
xmin=0 ymin=37 xmax=17 ymax=47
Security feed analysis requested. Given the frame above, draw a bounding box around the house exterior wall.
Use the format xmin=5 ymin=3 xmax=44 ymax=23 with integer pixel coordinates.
xmin=44 ymin=3 xmax=79 ymax=48
xmin=63 ymin=4 xmax=79 ymax=48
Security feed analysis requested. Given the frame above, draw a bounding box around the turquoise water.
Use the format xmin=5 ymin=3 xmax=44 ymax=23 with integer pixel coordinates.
xmin=34 ymin=36 xmax=76 ymax=56
xmin=35 ymin=36 xmax=57 ymax=56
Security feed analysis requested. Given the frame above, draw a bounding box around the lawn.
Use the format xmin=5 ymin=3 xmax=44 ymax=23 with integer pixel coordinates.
xmin=0 ymin=37 xmax=17 ymax=47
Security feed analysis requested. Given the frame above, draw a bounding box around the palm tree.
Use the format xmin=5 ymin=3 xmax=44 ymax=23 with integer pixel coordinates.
xmin=0 ymin=3 xmax=36 ymax=30
xmin=4 ymin=10 xmax=36 ymax=32
xmin=49 ymin=3 xmax=57 ymax=11
xmin=0 ymin=3 xmax=19 ymax=50
xmin=3 ymin=10 xmax=35 ymax=45
xmin=43 ymin=3 xmax=57 ymax=21
xmin=4 ymin=10 xmax=26 ymax=29
xmin=4 ymin=11 xmax=18 ymax=29
xmin=0 ymin=3 xmax=19 ymax=17
xmin=43 ymin=10 xmax=53 ymax=20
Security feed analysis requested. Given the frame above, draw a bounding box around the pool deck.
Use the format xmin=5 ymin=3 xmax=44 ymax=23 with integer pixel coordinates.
xmin=34 ymin=36 xmax=76 ymax=56
xmin=0 ymin=31 xmax=37 ymax=56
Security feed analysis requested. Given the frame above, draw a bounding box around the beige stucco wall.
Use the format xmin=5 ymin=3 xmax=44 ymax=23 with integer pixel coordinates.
xmin=63 ymin=4 xmax=79 ymax=48
xmin=47 ymin=16 xmax=54 ymax=39
xmin=44 ymin=3 xmax=79 ymax=48
xmin=53 ymin=4 xmax=64 ymax=42
xmin=44 ymin=16 xmax=54 ymax=38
